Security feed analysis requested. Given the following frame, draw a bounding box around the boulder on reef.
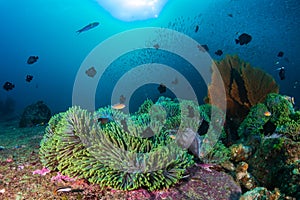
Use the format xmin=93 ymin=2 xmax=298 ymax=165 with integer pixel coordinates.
xmin=19 ymin=101 xmax=51 ymax=127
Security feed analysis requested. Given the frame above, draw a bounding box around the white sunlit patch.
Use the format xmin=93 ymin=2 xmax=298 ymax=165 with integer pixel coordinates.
xmin=96 ymin=0 xmax=168 ymax=21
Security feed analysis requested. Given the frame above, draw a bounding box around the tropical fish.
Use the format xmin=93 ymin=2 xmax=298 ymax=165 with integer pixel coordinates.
xmin=76 ymin=22 xmax=99 ymax=34
xmin=112 ymin=103 xmax=126 ymax=110
xmin=195 ymin=25 xmax=199 ymax=33
xmin=277 ymin=51 xmax=284 ymax=57
xmin=283 ymin=95 xmax=295 ymax=105
xmin=235 ymin=33 xmax=252 ymax=45
xmin=197 ymin=44 xmax=209 ymax=52
xmin=54 ymin=186 xmax=84 ymax=195
xmin=215 ymin=49 xmax=223 ymax=56
xmin=119 ymin=95 xmax=126 ymax=103
xmin=56 ymin=186 xmax=72 ymax=193
xmin=264 ymin=111 xmax=272 ymax=117
xmin=276 ymin=67 xmax=285 ymax=80
xmin=27 ymin=56 xmax=38 ymax=64
xmin=157 ymin=83 xmax=166 ymax=93
xmin=3 ymin=81 xmax=15 ymax=91
xmin=26 ymin=75 xmax=33 ymax=82
xmin=85 ymin=66 xmax=97 ymax=77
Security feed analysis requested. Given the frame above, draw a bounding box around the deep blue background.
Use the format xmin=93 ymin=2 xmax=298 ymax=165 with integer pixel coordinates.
xmin=0 ymin=0 xmax=299 ymax=119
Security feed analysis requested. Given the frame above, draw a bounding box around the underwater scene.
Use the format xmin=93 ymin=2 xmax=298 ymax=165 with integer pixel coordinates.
xmin=0 ymin=0 xmax=299 ymax=199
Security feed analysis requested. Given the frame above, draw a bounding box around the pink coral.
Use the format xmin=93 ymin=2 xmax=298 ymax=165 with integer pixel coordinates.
xmin=51 ymin=172 xmax=76 ymax=182
xmin=32 ymin=167 xmax=51 ymax=176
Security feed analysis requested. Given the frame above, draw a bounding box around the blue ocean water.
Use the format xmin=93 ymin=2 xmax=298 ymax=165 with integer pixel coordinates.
xmin=0 ymin=0 xmax=299 ymax=119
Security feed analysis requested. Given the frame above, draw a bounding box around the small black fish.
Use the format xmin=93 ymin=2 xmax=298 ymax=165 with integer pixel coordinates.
xmin=27 ymin=56 xmax=39 ymax=64
xmin=279 ymin=67 xmax=285 ymax=80
xmin=3 ymin=81 xmax=15 ymax=91
xmin=26 ymin=75 xmax=33 ymax=82
xmin=195 ymin=25 xmax=199 ymax=33
xmin=228 ymin=13 xmax=233 ymax=17
xmin=235 ymin=33 xmax=252 ymax=45
xmin=215 ymin=49 xmax=223 ymax=56
xmin=157 ymin=83 xmax=167 ymax=94
xmin=85 ymin=66 xmax=97 ymax=77
xmin=277 ymin=51 xmax=284 ymax=57
xmin=201 ymin=44 xmax=209 ymax=51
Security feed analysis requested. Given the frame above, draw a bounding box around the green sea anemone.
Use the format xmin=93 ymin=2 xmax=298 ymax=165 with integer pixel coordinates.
xmin=39 ymin=105 xmax=194 ymax=191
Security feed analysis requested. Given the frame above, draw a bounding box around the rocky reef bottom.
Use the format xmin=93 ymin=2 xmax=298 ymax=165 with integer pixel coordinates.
xmin=0 ymin=118 xmax=297 ymax=200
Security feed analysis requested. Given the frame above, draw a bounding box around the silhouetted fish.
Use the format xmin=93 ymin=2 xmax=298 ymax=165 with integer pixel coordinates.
xmin=215 ymin=49 xmax=223 ymax=56
xmin=197 ymin=44 xmax=209 ymax=52
xmin=85 ymin=66 xmax=97 ymax=77
xmin=3 ymin=81 xmax=15 ymax=91
xmin=278 ymin=67 xmax=285 ymax=80
xmin=235 ymin=33 xmax=252 ymax=45
xmin=26 ymin=75 xmax=33 ymax=82
xmin=277 ymin=51 xmax=284 ymax=57
xmin=157 ymin=83 xmax=167 ymax=93
xmin=76 ymin=22 xmax=99 ymax=34
xmin=27 ymin=56 xmax=38 ymax=64
xmin=195 ymin=25 xmax=199 ymax=33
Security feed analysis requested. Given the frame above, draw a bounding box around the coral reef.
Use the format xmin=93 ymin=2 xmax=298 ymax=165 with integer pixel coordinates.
xmin=180 ymin=166 xmax=242 ymax=199
xmin=235 ymin=161 xmax=257 ymax=190
xmin=248 ymin=137 xmax=300 ymax=198
xmin=230 ymin=143 xmax=254 ymax=162
xmin=205 ymin=55 xmax=279 ymax=124
xmin=19 ymin=101 xmax=51 ymax=127
xmin=39 ymin=106 xmax=194 ymax=191
xmin=240 ymin=187 xmax=280 ymax=200
xmin=235 ymin=93 xmax=300 ymax=198
xmin=238 ymin=93 xmax=300 ymax=141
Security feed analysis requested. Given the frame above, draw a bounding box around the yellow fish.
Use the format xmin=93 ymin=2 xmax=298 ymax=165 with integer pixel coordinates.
xmin=112 ymin=103 xmax=126 ymax=110
xmin=264 ymin=111 xmax=272 ymax=117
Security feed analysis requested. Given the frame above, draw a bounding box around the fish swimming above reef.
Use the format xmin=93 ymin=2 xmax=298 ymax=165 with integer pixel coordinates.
xmin=3 ymin=81 xmax=15 ymax=91
xmin=26 ymin=75 xmax=33 ymax=82
xmin=112 ymin=103 xmax=126 ymax=110
xmin=195 ymin=25 xmax=199 ymax=33
xmin=157 ymin=83 xmax=167 ymax=93
xmin=277 ymin=51 xmax=284 ymax=57
xmin=85 ymin=66 xmax=97 ymax=77
xmin=215 ymin=49 xmax=223 ymax=56
xmin=283 ymin=95 xmax=295 ymax=105
xmin=76 ymin=22 xmax=99 ymax=34
xmin=235 ymin=33 xmax=252 ymax=45
xmin=27 ymin=56 xmax=38 ymax=64
xmin=276 ymin=67 xmax=285 ymax=80
xmin=197 ymin=44 xmax=209 ymax=52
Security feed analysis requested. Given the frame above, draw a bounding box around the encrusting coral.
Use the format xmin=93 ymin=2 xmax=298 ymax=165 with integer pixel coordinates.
xmin=205 ymin=55 xmax=279 ymax=124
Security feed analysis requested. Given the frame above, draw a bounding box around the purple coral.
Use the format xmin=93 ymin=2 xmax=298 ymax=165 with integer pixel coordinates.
xmin=32 ymin=167 xmax=51 ymax=176
xmin=50 ymin=172 xmax=76 ymax=182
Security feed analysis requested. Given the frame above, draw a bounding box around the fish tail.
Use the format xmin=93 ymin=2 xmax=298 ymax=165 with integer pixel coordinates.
xmin=235 ymin=39 xmax=239 ymax=44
